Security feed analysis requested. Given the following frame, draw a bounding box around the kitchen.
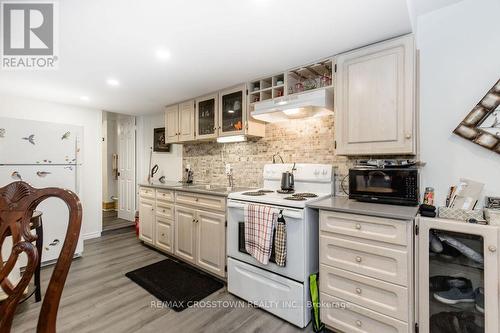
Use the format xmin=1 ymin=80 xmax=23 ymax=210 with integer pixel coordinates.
xmin=1 ymin=1 xmax=500 ymax=333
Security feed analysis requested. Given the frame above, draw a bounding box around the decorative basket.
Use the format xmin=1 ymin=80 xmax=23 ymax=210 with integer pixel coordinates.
xmin=438 ymin=207 xmax=485 ymax=222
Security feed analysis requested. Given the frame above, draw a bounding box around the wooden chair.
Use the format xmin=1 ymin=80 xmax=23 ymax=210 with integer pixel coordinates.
xmin=0 ymin=181 xmax=82 ymax=333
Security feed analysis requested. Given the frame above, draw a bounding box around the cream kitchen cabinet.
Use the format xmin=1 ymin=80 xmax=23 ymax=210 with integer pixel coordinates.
xmin=334 ymin=34 xmax=416 ymax=155
xmin=319 ymin=210 xmax=415 ymax=333
xmin=196 ymin=93 xmax=219 ymax=140
xmin=174 ymin=205 xmax=197 ymax=264
xmin=196 ymin=210 xmax=226 ymax=277
xmin=138 ymin=198 xmax=155 ymax=245
xmin=165 ymin=100 xmax=195 ymax=143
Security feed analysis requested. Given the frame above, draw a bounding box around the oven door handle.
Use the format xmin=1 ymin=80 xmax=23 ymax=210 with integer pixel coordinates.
xmin=227 ymin=202 xmax=303 ymax=220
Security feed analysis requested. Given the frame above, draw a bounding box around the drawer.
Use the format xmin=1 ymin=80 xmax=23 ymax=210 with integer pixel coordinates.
xmin=139 ymin=187 xmax=155 ymax=199
xmin=175 ymin=192 xmax=226 ymax=212
xmin=156 ymin=202 xmax=174 ymax=219
xmin=321 ymin=293 xmax=408 ymax=333
xmin=320 ymin=234 xmax=408 ymax=286
xmin=155 ymin=218 xmax=173 ymax=253
xmin=320 ymin=211 xmax=409 ymax=246
xmin=156 ymin=189 xmax=174 ymax=202
xmin=320 ymin=265 xmax=409 ymax=322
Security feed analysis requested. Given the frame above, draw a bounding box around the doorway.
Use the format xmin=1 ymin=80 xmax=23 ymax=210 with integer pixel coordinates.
xmin=102 ymin=111 xmax=136 ymax=232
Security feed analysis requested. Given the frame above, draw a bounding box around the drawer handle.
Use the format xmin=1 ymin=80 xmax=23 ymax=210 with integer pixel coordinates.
xmin=162 ymin=209 xmax=166 ymax=213
xmin=195 ymin=198 xmax=199 ymax=201
xmin=355 ymin=288 xmax=362 ymax=295
xmin=355 ymin=320 xmax=362 ymax=327
xmin=489 ymin=245 xmax=497 ymax=252
xmin=161 ymin=233 xmax=165 ymax=237
xmin=355 ymin=223 xmax=361 ymax=230
xmin=355 ymin=256 xmax=362 ymax=263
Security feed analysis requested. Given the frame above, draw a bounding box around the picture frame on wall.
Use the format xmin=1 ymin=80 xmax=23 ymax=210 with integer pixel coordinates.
xmin=454 ymin=78 xmax=500 ymax=154
xmin=153 ymin=127 xmax=170 ymax=152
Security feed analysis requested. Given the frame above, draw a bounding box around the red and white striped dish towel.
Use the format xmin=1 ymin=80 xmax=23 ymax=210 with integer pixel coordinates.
xmin=244 ymin=204 xmax=278 ymax=265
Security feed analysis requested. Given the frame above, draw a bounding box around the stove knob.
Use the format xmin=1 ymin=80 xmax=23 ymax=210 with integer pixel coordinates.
xmin=314 ymin=169 xmax=320 ymax=176
xmin=322 ymin=169 xmax=327 ymax=175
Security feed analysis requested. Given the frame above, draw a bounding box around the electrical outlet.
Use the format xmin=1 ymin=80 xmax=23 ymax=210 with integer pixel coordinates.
xmin=225 ymin=163 xmax=232 ymax=175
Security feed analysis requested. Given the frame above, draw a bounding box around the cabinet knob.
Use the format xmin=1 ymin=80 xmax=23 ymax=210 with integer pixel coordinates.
xmin=355 ymin=223 xmax=362 ymax=230
xmin=356 ymin=288 xmax=362 ymax=294
xmin=405 ymin=133 xmax=412 ymax=139
xmin=355 ymin=256 xmax=362 ymax=263
xmin=489 ymin=245 xmax=497 ymax=252
xmin=355 ymin=320 xmax=362 ymax=327
xmin=195 ymin=198 xmax=199 ymax=201
xmin=192 ymin=218 xmax=196 ymax=223
xmin=161 ymin=233 xmax=165 ymax=237
xmin=162 ymin=209 xmax=166 ymax=213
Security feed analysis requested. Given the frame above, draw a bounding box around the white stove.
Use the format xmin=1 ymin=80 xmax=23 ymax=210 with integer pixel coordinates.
xmin=226 ymin=163 xmax=334 ymax=328
xmin=228 ymin=163 xmax=334 ymax=207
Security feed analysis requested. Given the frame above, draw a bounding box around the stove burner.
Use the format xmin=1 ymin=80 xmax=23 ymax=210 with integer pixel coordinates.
xmin=293 ymin=193 xmax=318 ymax=198
xmin=257 ymin=189 xmax=274 ymax=193
xmin=277 ymin=189 xmax=295 ymax=194
xmin=284 ymin=196 xmax=307 ymax=201
xmin=242 ymin=191 xmax=266 ymax=196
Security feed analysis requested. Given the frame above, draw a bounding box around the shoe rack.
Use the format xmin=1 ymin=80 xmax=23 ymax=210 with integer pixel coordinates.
xmin=416 ymin=217 xmax=499 ymax=333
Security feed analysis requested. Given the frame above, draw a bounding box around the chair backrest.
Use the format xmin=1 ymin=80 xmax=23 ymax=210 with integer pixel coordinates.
xmin=0 ymin=181 xmax=82 ymax=333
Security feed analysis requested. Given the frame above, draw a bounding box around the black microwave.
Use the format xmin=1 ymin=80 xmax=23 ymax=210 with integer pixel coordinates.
xmin=348 ymin=167 xmax=419 ymax=206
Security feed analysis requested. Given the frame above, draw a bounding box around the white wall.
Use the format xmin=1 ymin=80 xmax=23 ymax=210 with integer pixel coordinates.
xmin=417 ymin=0 xmax=500 ymax=206
xmin=136 ymin=112 xmax=183 ymax=185
xmin=0 ymin=93 xmax=103 ymax=239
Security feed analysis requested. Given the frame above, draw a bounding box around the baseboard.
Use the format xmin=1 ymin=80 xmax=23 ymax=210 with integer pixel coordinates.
xmin=82 ymin=231 xmax=101 ymax=240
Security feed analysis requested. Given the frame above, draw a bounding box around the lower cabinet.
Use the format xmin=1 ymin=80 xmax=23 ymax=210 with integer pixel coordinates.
xmin=174 ymin=206 xmax=197 ymax=264
xmin=319 ymin=210 xmax=414 ymax=333
xmin=138 ymin=199 xmax=154 ymax=245
xmin=155 ymin=217 xmax=173 ymax=253
xmin=175 ymin=205 xmax=226 ymax=277
xmin=196 ymin=210 xmax=226 ymax=277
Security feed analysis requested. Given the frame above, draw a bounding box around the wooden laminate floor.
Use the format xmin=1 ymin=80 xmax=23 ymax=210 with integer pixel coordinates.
xmin=102 ymin=211 xmax=134 ymax=232
xmin=12 ymin=228 xmax=312 ymax=333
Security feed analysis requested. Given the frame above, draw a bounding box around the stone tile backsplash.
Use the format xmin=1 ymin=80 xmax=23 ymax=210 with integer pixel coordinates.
xmin=183 ymin=115 xmax=353 ymax=194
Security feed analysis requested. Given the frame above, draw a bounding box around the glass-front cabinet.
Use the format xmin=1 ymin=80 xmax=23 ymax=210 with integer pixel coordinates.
xmin=418 ymin=217 xmax=498 ymax=333
xmin=219 ymin=85 xmax=246 ymax=136
xmin=195 ymin=93 xmax=218 ymax=140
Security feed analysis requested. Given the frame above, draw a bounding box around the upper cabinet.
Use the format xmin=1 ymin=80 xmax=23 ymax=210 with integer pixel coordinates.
xmin=334 ymin=35 xmax=416 ymax=155
xmin=165 ymin=100 xmax=195 ymax=143
xmin=219 ymin=85 xmax=246 ymax=137
xmin=195 ymin=93 xmax=218 ymax=140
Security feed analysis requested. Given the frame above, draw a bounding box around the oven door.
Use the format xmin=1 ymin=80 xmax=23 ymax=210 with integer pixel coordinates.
xmin=227 ymin=199 xmax=306 ymax=282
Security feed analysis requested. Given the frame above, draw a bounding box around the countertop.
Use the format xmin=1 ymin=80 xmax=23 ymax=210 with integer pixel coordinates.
xmin=138 ymin=182 xmax=254 ymax=197
xmin=307 ymin=196 xmax=419 ymax=221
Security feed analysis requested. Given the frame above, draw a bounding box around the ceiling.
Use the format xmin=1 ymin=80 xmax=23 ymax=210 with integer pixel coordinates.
xmin=0 ymin=0 xmax=453 ymax=115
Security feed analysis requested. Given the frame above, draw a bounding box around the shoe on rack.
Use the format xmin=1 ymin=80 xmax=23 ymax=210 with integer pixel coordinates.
xmin=430 ymin=231 xmax=444 ymax=253
xmin=429 ymin=275 xmax=472 ymax=292
xmin=439 ymin=241 xmax=463 ymax=260
xmin=434 ymin=287 xmax=475 ymax=305
xmin=438 ymin=234 xmax=484 ymax=264
xmin=475 ymin=287 xmax=484 ymax=314
xmin=430 ymin=311 xmax=483 ymax=333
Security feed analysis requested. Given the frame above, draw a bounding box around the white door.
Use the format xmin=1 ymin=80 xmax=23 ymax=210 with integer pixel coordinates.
xmin=196 ymin=210 xmax=226 ymax=277
xmin=335 ymin=35 xmax=415 ymax=155
xmin=174 ymin=206 xmax=196 ymax=264
xmin=165 ymin=105 xmax=179 ymax=143
xmin=138 ymin=199 xmax=154 ymax=244
xmin=117 ymin=116 xmax=136 ymax=221
xmin=417 ymin=217 xmax=498 ymax=333
xmin=178 ymin=100 xmax=195 ymax=142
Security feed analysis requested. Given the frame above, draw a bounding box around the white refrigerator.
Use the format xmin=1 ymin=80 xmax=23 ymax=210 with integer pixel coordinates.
xmin=0 ymin=117 xmax=84 ymax=264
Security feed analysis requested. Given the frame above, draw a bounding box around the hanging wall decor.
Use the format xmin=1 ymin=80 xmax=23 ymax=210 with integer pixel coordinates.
xmin=153 ymin=127 xmax=170 ymax=152
xmin=454 ymin=78 xmax=500 ymax=154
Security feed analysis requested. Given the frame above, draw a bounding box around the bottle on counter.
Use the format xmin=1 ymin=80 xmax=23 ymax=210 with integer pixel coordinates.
xmin=423 ymin=187 xmax=435 ymax=205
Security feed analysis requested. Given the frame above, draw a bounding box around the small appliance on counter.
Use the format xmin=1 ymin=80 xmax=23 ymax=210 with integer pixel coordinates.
xmin=280 ymin=163 xmax=296 ymax=191
xmin=349 ymin=159 xmax=419 ymax=206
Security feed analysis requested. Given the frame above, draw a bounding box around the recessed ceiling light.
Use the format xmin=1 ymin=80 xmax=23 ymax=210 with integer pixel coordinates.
xmin=156 ymin=48 xmax=171 ymax=61
xmin=106 ymin=78 xmax=120 ymax=87
xmin=80 ymin=96 xmax=89 ymax=101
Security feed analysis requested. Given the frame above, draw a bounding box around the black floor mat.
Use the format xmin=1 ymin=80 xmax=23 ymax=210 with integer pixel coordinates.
xmin=125 ymin=258 xmax=224 ymax=312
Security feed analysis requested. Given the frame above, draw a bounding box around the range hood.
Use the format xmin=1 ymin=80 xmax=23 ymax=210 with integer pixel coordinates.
xmin=251 ymin=88 xmax=334 ymax=123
